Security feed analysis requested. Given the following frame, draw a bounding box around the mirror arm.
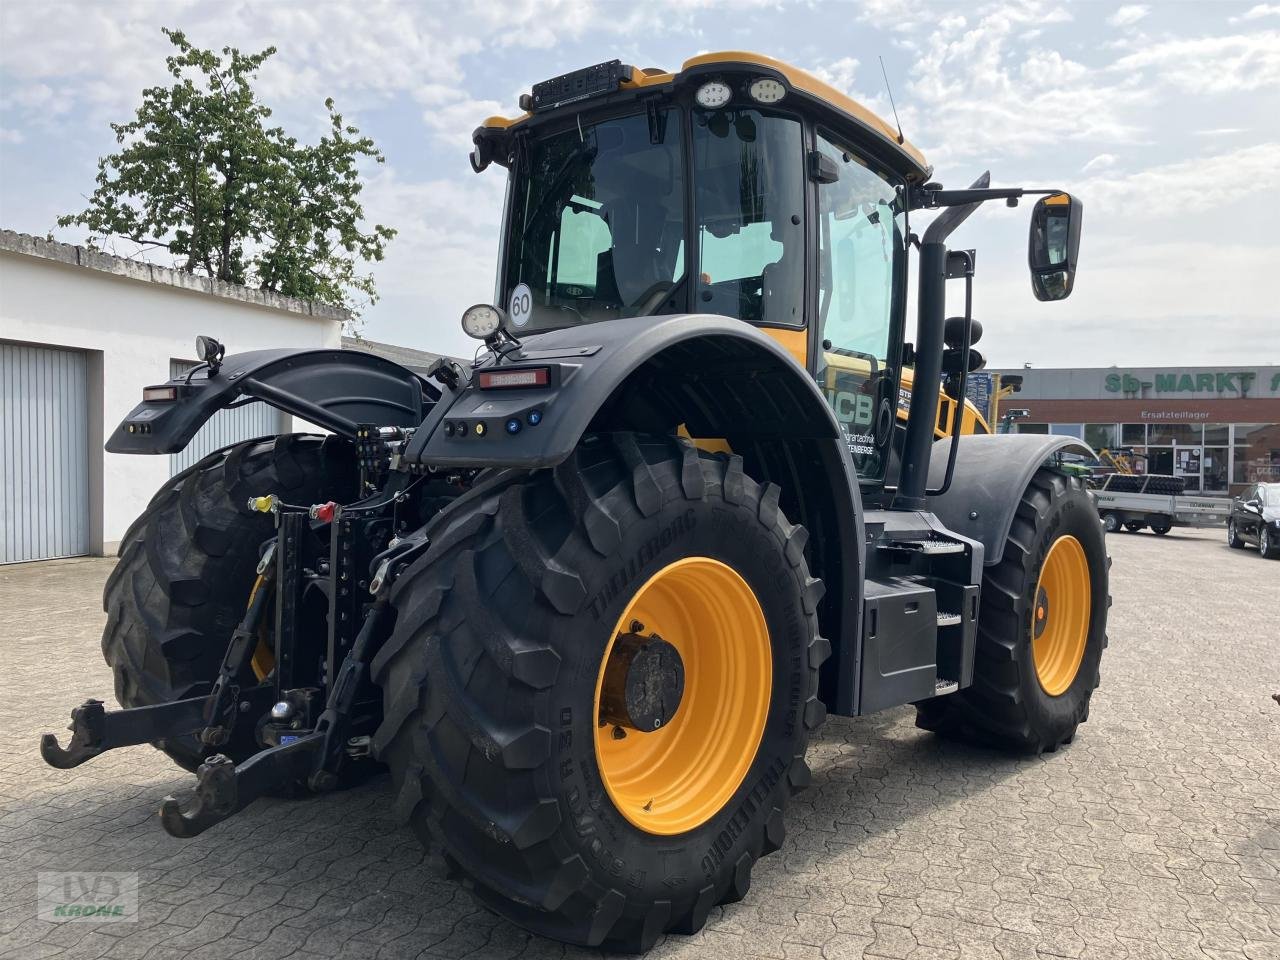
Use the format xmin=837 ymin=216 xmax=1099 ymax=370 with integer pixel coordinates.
xmin=911 ymin=186 xmax=1065 ymax=210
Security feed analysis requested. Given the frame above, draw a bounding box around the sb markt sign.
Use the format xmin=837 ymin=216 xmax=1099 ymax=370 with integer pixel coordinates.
xmin=1104 ymin=370 xmax=1279 ymax=396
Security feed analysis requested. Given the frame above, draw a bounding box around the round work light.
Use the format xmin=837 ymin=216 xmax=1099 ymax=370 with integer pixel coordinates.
xmin=461 ymin=303 xmax=504 ymax=340
xmin=694 ymin=80 xmax=732 ymax=109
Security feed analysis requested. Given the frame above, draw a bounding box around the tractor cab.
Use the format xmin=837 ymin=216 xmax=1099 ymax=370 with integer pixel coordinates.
xmin=471 ymin=53 xmax=1079 ymax=499
xmin=472 ymin=53 xmax=925 ymax=487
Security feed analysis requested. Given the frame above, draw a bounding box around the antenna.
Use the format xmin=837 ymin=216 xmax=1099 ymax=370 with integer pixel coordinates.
xmin=878 ymin=55 xmax=905 ymax=145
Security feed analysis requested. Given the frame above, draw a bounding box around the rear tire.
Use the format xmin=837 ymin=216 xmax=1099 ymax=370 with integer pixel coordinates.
xmin=372 ymin=434 xmax=829 ymax=951
xmin=1150 ymin=518 xmax=1171 ymax=536
xmin=1101 ymin=512 xmax=1119 ymax=534
xmin=102 ymin=434 xmax=356 ymax=771
xmin=916 ymin=470 xmax=1109 ymax=754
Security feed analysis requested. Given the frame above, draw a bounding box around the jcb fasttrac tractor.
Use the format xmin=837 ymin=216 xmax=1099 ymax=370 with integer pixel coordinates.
xmin=43 ymin=53 xmax=1106 ymax=952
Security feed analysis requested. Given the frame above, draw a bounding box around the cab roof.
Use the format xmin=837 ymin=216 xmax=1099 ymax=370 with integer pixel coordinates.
xmin=476 ymin=51 xmax=931 ymax=181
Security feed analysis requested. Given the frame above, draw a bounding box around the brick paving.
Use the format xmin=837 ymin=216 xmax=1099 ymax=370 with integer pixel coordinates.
xmin=1 ymin=526 xmax=1277 ymax=959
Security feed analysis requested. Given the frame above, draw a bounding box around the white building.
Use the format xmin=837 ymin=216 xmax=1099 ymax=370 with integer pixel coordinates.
xmin=1 ymin=230 xmax=353 ymax=563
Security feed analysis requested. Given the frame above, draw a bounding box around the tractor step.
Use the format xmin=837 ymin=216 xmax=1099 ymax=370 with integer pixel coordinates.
xmin=937 ymin=611 xmax=962 ymax=627
xmin=934 ymin=679 xmax=960 ymax=695
xmin=877 ymin=537 xmax=966 ymax=555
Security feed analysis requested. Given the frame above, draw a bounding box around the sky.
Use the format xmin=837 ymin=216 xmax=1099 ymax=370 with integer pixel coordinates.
xmin=2 ymin=0 xmax=1279 ymax=368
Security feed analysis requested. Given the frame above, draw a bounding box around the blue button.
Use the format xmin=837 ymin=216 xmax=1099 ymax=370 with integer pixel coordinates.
xmin=505 ymin=418 xmax=522 ymax=435
xmin=527 ymin=409 xmax=543 ymax=426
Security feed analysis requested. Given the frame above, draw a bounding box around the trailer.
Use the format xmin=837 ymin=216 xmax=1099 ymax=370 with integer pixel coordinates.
xmin=1091 ymin=474 xmax=1231 ymax=534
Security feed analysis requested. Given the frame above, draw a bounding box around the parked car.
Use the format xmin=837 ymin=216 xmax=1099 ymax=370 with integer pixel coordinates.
xmin=1227 ymin=482 xmax=1280 ymax=558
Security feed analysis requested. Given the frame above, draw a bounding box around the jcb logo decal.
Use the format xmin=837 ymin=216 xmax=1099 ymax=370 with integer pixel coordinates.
xmin=826 ymin=389 xmax=874 ymax=428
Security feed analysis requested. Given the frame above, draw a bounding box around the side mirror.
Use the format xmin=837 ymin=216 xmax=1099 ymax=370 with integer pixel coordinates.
xmin=1028 ymin=192 xmax=1082 ymax=301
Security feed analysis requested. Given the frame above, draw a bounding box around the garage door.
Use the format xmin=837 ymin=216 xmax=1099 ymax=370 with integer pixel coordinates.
xmin=169 ymin=360 xmax=285 ymax=475
xmin=1 ymin=341 xmax=90 ymax=563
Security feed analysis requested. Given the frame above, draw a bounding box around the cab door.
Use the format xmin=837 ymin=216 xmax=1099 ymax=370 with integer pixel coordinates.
xmin=811 ymin=130 xmax=906 ymax=485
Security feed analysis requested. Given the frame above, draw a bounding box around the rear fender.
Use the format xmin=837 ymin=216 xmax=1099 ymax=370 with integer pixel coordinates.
xmin=926 ymin=434 xmax=1095 ymax=565
xmin=107 ymin=348 xmax=435 ymax=455
xmin=404 ymin=313 xmax=841 ymax=468
xmin=406 ymin=312 xmax=866 ymax=717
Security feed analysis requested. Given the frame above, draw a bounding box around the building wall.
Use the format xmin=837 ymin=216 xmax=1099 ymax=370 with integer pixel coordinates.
xmin=0 ymin=239 xmax=342 ymax=553
xmin=989 ymin=366 xmax=1280 ymax=494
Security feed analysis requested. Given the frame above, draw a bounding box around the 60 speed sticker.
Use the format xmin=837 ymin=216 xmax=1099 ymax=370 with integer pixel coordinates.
xmin=509 ymin=283 xmax=533 ymax=327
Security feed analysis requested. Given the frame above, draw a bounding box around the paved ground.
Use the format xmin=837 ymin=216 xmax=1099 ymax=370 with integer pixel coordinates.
xmin=1 ymin=526 xmax=1277 ymax=960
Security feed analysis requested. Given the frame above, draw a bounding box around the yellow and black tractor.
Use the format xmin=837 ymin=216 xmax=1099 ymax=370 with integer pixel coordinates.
xmin=42 ymin=52 xmax=1106 ymax=952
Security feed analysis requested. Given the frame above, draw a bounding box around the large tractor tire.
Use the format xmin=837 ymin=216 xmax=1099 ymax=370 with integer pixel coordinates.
xmin=916 ymin=469 xmax=1108 ymax=754
xmin=373 ymin=434 xmax=829 ymax=951
xmin=102 ymin=434 xmax=356 ymax=771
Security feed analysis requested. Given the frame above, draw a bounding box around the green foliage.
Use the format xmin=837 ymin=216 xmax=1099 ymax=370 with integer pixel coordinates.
xmin=59 ymin=29 xmax=395 ymax=318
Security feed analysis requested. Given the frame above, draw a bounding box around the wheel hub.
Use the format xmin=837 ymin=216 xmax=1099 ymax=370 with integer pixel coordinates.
xmin=598 ymin=630 xmax=685 ymax=732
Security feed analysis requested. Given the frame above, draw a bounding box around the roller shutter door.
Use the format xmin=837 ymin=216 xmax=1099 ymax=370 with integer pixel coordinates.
xmin=169 ymin=360 xmax=285 ymax=475
xmin=1 ymin=341 xmax=90 ymax=563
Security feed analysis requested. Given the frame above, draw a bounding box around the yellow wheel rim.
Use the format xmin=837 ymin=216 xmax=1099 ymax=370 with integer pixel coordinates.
xmin=247 ymin=575 xmax=276 ymax=681
xmin=594 ymin=557 xmax=771 ymax=835
xmin=1031 ymin=535 xmax=1091 ymax=696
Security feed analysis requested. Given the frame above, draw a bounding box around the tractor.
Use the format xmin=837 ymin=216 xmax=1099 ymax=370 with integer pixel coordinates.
xmin=42 ymin=52 xmax=1106 ymax=952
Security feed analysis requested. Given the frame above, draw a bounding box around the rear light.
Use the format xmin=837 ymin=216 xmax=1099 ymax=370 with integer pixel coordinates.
xmin=477 ymin=367 xmax=550 ymax=389
xmin=143 ymin=386 xmax=178 ymax=402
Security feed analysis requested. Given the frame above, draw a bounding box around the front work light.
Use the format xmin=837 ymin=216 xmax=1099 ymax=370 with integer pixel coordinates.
xmin=695 ymin=80 xmax=732 ymax=109
xmin=748 ymin=77 xmax=786 ymax=104
xmin=143 ymin=386 xmax=178 ymax=402
xmin=461 ymin=303 xmax=505 ymax=341
xmin=195 ymin=335 xmax=224 ymax=364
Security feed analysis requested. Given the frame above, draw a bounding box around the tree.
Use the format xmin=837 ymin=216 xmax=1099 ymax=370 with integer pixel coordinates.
xmin=59 ymin=28 xmax=395 ymax=319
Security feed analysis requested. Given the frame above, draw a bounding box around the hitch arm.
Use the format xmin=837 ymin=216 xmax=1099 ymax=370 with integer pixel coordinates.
xmin=310 ymin=599 xmax=390 ymax=791
xmin=40 ymin=696 xmax=212 ymax=769
xmin=158 ymin=732 xmax=322 ymax=838
xmin=201 ymin=554 xmax=276 ymax=747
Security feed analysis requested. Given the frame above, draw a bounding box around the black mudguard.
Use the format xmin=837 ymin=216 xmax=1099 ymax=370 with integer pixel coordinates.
xmin=107 ymin=348 xmax=436 ymax=455
xmin=405 ymin=314 xmax=840 ymax=467
xmin=926 ymin=434 xmax=1095 ymax=565
xmin=408 ymin=313 xmax=868 ymax=716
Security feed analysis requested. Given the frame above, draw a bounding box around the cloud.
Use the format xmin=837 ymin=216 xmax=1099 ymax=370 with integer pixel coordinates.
xmin=1076 ymin=143 xmax=1280 ymax=218
xmin=1081 ymin=153 xmax=1116 ymax=173
xmin=905 ymin=11 xmax=1152 ymax=164
xmin=812 ymin=57 xmax=861 ymax=94
xmin=0 ymin=127 xmax=24 ymax=144
xmin=1111 ymin=32 xmax=1280 ymax=94
xmin=1107 ymin=5 xmax=1150 ymax=27
xmin=978 ymin=235 xmax=1279 ymax=366
xmin=357 ymin=166 xmax=508 ymax=357
xmin=1231 ymin=3 xmax=1280 ymax=22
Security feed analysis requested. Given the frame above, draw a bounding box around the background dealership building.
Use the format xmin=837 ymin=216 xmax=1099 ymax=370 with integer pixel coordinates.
xmin=0 ymin=230 xmax=443 ymax=565
xmin=985 ymin=365 xmax=1280 ymax=495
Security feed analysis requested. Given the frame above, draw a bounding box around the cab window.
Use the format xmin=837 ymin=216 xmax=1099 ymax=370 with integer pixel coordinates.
xmin=504 ymin=110 xmax=686 ymax=332
xmin=814 ymin=130 xmax=905 ymax=481
xmin=691 ymin=109 xmax=805 ymax=326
